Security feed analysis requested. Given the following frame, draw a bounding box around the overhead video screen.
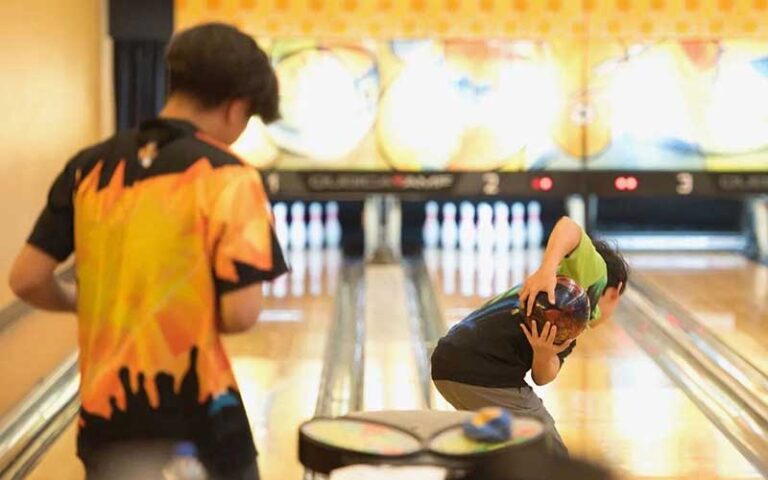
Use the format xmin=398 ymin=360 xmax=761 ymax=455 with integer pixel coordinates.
xmin=585 ymin=40 xmax=768 ymax=171
xmin=232 ymin=39 xmax=583 ymax=171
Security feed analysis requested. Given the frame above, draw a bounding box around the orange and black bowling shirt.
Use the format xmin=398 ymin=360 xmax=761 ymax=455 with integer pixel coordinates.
xmin=28 ymin=118 xmax=288 ymax=474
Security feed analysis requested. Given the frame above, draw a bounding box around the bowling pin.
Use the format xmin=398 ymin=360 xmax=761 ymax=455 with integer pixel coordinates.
xmin=273 ymin=273 xmax=288 ymax=298
xmin=458 ymin=201 xmax=476 ymax=252
xmin=273 ymin=202 xmax=290 ymax=252
xmin=440 ymin=203 xmax=458 ymax=250
xmin=527 ymin=201 xmax=544 ymax=249
xmin=424 ymin=246 xmax=439 ymax=277
xmin=422 ymin=201 xmax=440 ymax=249
xmin=441 ymin=248 xmax=457 ymax=295
xmin=325 ymin=201 xmax=342 ymax=249
xmin=289 ymin=202 xmax=307 ymax=251
xmin=493 ymin=202 xmax=511 ymax=252
xmin=494 ymin=249 xmax=510 ymax=294
xmin=290 ymin=249 xmax=306 ymax=297
xmin=511 ymin=248 xmax=525 ymax=288
xmin=511 ymin=202 xmax=526 ymax=250
xmin=261 ymin=281 xmax=272 ymax=298
xmin=308 ymin=248 xmax=323 ymax=296
xmin=476 ymin=203 xmax=495 ymax=254
xmin=308 ymin=202 xmax=325 ymax=250
xmin=527 ymin=247 xmax=543 ymax=277
xmin=477 ymin=250 xmax=494 ymax=298
xmin=460 ymin=249 xmax=476 ymax=297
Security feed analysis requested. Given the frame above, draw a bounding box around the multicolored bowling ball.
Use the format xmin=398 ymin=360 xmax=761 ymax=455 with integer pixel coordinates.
xmin=524 ymin=275 xmax=590 ymax=343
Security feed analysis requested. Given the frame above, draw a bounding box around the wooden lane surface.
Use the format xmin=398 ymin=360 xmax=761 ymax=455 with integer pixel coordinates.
xmin=427 ymin=248 xmax=762 ymax=480
xmin=0 ymin=310 xmax=77 ymax=417
xmin=626 ymin=252 xmax=768 ymax=375
xmin=26 ymin=249 xmax=341 ymax=480
xmin=363 ymin=264 xmax=426 ymax=411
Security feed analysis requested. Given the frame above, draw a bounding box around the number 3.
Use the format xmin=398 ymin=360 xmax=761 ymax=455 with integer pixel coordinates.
xmin=676 ymin=173 xmax=693 ymax=195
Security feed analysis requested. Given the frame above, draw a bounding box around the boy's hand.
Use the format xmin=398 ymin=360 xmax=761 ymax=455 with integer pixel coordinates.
xmin=520 ymin=320 xmax=574 ymax=356
xmin=519 ymin=265 xmax=557 ymax=316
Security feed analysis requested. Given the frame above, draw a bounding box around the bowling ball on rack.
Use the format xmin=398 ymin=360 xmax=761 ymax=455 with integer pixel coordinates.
xmin=522 ymin=275 xmax=590 ymax=344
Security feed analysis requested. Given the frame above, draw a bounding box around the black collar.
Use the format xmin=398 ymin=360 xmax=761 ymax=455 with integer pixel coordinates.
xmin=137 ymin=118 xmax=199 ymax=149
xmin=139 ymin=117 xmax=199 ymax=135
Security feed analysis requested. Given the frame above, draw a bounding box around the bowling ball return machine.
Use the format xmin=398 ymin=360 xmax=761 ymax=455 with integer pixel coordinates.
xmin=298 ymin=410 xmax=551 ymax=479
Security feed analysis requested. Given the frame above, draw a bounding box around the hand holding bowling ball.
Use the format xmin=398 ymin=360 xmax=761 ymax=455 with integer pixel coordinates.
xmin=520 ymin=275 xmax=591 ymax=345
xmin=520 ymin=265 xmax=559 ymax=317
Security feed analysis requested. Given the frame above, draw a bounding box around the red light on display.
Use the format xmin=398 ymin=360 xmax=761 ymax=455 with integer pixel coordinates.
xmin=614 ymin=175 xmax=639 ymax=192
xmin=531 ymin=176 xmax=554 ymax=192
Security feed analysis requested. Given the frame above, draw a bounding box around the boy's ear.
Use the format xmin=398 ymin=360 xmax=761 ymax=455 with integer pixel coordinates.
xmin=603 ymin=285 xmax=621 ymax=300
xmin=224 ymin=97 xmax=250 ymax=125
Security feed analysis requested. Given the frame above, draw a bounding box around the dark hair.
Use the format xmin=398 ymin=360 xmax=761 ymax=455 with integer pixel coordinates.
xmin=591 ymin=237 xmax=629 ymax=294
xmin=166 ymin=23 xmax=279 ymax=123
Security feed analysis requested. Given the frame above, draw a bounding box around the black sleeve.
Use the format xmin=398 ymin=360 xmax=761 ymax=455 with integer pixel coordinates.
xmin=27 ymin=161 xmax=77 ymax=262
xmin=209 ymin=170 xmax=290 ymax=296
xmin=215 ymin=230 xmax=290 ymax=295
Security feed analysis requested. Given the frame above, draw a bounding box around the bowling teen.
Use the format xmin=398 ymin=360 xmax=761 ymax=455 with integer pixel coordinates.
xmin=431 ymin=216 xmax=629 ymax=456
xmin=9 ymin=24 xmax=286 ymax=479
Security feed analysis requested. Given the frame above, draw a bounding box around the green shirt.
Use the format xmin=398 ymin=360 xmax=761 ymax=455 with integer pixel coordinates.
xmin=558 ymin=229 xmax=608 ymax=321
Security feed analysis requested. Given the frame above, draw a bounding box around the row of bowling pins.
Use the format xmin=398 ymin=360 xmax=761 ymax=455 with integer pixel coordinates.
xmin=425 ymin=248 xmax=543 ymax=298
xmin=423 ymin=201 xmax=544 ymax=252
xmin=263 ymin=246 xmax=539 ymax=300
xmin=273 ymin=201 xmax=342 ymax=251
xmin=262 ymin=248 xmax=342 ymax=298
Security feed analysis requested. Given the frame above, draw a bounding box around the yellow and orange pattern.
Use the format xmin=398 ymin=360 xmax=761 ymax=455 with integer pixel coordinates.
xmin=74 ymin=149 xmax=276 ymax=418
xmin=176 ymin=0 xmax=768 ymax=39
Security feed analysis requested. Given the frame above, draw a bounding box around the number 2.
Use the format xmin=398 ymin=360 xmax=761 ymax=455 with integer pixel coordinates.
xmin=482 ymin=173 xmax=499 ymax=195
xmin=267 ymin=173 xmax=280 ymax=194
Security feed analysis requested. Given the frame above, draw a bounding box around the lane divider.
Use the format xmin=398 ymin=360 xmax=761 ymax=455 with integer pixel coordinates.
xmin=403 ymin=257 xmax=444 ymax=409
xmin=0 ymin=353 xmax=79 ymax=478
xmin=619 ymin=285 xmax=768 ymax=477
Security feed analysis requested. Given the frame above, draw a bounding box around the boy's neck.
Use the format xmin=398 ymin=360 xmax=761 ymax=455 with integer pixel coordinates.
xmin=159 ymin=95 xmax=223 ymax=139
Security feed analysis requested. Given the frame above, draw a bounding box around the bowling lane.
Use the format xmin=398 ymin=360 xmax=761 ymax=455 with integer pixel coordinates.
xmin=426 ymin=248 xmax=762 ymax=480
xmin=26 ymin=248 xmax=342 ymax=480
xmin=626 ymin=252 xmax=768 ymax=375
xmin=0 ymin=309 xmax=77 ymax=417
xmin=363 ymin=264 xmax=427 ymax=411
xmin=227 ymin=248 xmax=340 ymax=480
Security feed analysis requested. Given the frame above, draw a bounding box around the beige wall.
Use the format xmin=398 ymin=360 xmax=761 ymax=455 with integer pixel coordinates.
xmin=0 ymin=0 xmax=107 ymax=306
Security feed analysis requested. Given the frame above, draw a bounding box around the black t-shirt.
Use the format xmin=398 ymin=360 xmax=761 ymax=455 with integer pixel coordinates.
xmin=29 ymin=119 xmax=288 ymax=476
xmin=432 ymin=231 xmax=609 ymax=389
xmin=431 ymin=287 xmax=576 ymax=388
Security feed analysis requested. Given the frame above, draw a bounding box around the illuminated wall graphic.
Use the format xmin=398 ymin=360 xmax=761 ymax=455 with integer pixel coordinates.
xmin=270 ymin=41 xmax=379 ymax=161
xmin=231 ymin=38 xmax=768 ymax=172
xmin=232 ymin=41 xmax=381 ymax=169
xmin=233 ymin=40 xmax=586 ymax=171
xmin=586 ymin=40 xmax=768 ymax=171
xmin=378 ymin=40 xmax=571 ymax=171
xmin=180 ymin=0 xmax=768 ymax=171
